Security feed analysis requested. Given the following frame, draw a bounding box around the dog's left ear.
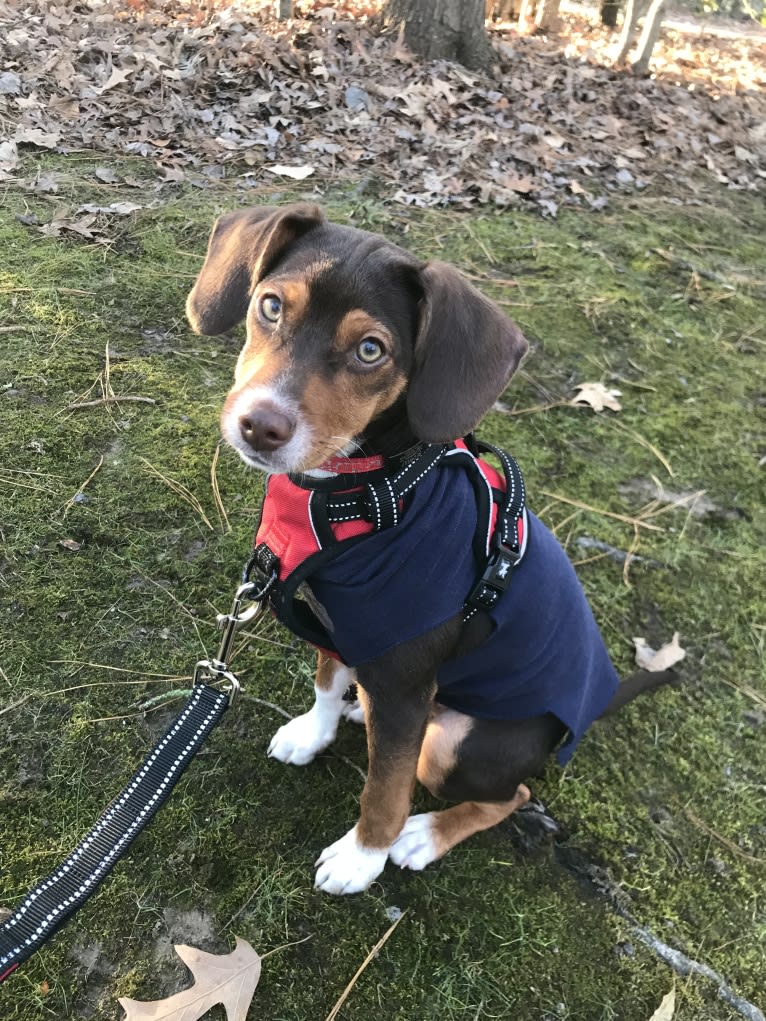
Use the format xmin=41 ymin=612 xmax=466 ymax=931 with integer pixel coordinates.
xmin=407 ymin=261 xmax=528 ymax=442
xmin=186 ymin=203 xmax=324 ymax=336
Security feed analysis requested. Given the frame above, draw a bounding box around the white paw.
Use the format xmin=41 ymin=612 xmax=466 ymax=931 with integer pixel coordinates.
xmin=341 ymin=700 xmax=365 ymax=726
xmin=268 ymin=709 xmax=337 ymax=766
xmin=314 ymin=826 xmax=388 ymax=895
xmin=390 ymin=813 xmax=439 ymax=871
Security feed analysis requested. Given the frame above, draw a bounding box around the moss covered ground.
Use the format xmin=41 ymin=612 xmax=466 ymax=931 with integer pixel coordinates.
xmin=1 ymin=162 xmax=764 ymax=1020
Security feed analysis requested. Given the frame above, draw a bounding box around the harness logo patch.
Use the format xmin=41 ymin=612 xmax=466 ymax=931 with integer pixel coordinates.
xmin=497 ymin=561 xmax=510 ymax=580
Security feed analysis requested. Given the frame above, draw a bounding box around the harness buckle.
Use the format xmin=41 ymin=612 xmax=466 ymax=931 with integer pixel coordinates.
xmin=466 ymin=543 xmax=521 ymax=612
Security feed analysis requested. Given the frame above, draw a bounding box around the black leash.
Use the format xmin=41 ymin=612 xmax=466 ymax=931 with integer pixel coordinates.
xmin=0 ymin=574 xmax=272 ymax=984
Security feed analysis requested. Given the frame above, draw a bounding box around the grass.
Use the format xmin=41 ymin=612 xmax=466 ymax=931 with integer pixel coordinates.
xmin=0 ymin=158 xmax=764 ymax=1020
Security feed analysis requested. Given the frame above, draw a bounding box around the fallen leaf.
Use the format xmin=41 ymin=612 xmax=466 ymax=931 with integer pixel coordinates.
xmin=506 ymin=175 xmax=535 ymax=193
xmin=570 ymin=382 xmax=622 ymax=412
xmin=543 ymin=132 xmax=565 ymax=149
xmin=78 ymin=202 xmax=142 ymax=215
xmin=0 ymin=140 xmax=19 ymax=172
xmin=648 ymin=986 xmax=676 ymax=1021
xmin=14 ymin=125 xmax=60 ymax=149
xmin=96 ymin=66 xmax=134 ymax=94
xmin=265 ymin=164 xmax=315 ymax=180
xmin=59 ymin=539 xmax=82 ymax=552
xmin=95 ymin=167 xmax=121 ymax=184
xmin=633 ymin=633 xmax=686 ymax=673
xmin=119 ymin=938 xmax=261 ymax=1021
xmin=0 ymin=70 xmax=21 ymax=94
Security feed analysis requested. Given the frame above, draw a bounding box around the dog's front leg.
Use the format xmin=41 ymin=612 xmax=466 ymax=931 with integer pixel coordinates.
xmin=268 ymin=652 xmax=354 ymax=765
xmin=314 ymin=619 xmax=459 ymax=895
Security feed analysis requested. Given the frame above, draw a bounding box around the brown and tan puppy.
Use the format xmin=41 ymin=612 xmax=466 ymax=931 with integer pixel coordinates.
xmin=187 ymin=203 xmax=674 ymax=895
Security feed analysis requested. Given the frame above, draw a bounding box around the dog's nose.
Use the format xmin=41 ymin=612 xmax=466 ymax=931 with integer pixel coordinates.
xmin=239 ymin=405 xmax=296 ymax=452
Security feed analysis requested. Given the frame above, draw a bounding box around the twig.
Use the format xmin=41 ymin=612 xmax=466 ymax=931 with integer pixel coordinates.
xmin=607 ymin=419 xmax=673 ymax=477
xmin=211 ymin=442 xmax=231 ymax=533
xmin=139 ymin=457 xmax=214 ymax=531
xmin=66 ymin=395 xmax=156 ymax=410
xmin=539 ymin=490 xmax=663 ymax=531
xmin=622 ymin=522 xmax=641 ymax=587
xmin=652 ymin=248 xmax=735 ymax=288
xmin=323 ymin=912 xmax=408 ymax=1021
xmin=684 ymin=807 xmax=766 ymax=866
xmin=0 ymin=694 xmax=31 ymax=717
xmin=62 ymin=455 xmax=103 ymax=517
xmin=496 ymin=398 xmax=570 ymax=417
xmin=261 ymin=934 xmax=314 ymax=960
xmin=719 ymin=677 xmax=766 ymax=711
xmin=49 ymin=659 xmax=192 ymax=679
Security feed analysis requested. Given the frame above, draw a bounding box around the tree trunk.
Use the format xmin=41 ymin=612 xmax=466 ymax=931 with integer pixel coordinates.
xmin=516 ymin=0 xmax=537 ymax=32
xmin=535 ymin=0 xmax=562 ymax=32
xmin=613 ymin=0 xmax=640 ymax=63
xmin=600 ymin=0 xmax=620 ymax=27
xmin=630 ymin=0 xmax=666 ymax=73
xmin=383 ymin=0 xmax=494 ymax=71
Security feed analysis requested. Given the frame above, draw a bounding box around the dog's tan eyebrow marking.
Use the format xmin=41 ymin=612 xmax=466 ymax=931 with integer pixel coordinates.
xmin=333 ymin=309 xmax=392 ymax=353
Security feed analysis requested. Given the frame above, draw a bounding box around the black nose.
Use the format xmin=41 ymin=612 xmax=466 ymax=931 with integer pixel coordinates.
xmin=239 ymin=405 xmax=296 ymax=452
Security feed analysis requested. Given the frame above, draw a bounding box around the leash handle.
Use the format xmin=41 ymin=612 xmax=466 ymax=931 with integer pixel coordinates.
xmin=0 ymin=684 xmax=229 ymax=982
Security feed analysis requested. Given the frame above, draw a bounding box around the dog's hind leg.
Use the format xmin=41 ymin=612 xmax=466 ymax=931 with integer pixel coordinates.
xmin=390 ymin=707 xmax=564 ymax=870
xmin=268 ymin=652 xmax=355 ymax=765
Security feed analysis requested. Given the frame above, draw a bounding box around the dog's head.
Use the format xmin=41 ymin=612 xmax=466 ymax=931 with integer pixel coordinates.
xmin=187 ymin=203 xmax=528 ymax=473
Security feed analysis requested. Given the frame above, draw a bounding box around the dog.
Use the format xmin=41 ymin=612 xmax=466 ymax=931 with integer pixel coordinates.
xmin=186 ymin=203 xmax=675 ymax=895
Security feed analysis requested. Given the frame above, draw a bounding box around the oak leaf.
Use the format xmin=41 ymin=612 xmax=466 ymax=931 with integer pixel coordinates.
xmin=571 ymin=382 xmax=622 ymax=413
xmin=633 ymin=633 xmax=686 ymax=673
xmin=648 ymin=986 xmax=676 ymax=1021
xmin=119 ymin=937 xmax=261 ymax=1021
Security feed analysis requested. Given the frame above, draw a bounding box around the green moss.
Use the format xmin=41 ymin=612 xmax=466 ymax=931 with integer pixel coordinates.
xmin=1 ymin=162 xmax=764 ymax=1020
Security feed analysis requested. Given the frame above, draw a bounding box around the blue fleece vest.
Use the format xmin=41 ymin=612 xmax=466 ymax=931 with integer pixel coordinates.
xmin=265 ymin=458 xmax=620 ymax=765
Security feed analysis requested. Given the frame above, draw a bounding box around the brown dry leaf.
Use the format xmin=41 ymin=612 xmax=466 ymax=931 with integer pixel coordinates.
xmin=0 ymin=140 xmax=19 ymax=172
xmin=633 ymin=633 xmax=686 ymax=673
xmin=118 ymin=938 xmax=261 ymax=1021
xmin=265 ymin=163 xmax=315 ymax=179
xmin=571 ymin=382 xmax=623 ymax=413
xmin=506 ymin=175 xmax=535 ymax=193
xmin=14 ymin=125 xmax=60 ymax=149
xmin=648 ymin=986 xmax=676 ymax=1021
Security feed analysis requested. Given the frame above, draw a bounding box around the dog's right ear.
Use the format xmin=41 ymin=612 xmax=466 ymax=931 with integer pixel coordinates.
xmin=186 ymin=203 xmax=324 ymax=335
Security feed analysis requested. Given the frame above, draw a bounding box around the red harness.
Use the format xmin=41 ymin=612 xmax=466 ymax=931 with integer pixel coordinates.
xmin=248 ymin=438 xmax=527 ymax=659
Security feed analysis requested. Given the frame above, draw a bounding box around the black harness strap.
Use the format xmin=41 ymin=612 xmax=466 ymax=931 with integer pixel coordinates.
xmin=0 ymin=684 xmax=229 ymax=983
xmin=251 ymin=438 xmax=529 ymax=655
xmin=321 ymin=443 xmax=448 ymax=529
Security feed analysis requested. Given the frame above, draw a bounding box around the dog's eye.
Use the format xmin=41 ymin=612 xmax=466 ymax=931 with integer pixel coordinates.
xmin=356 ymin=338 xmax=385 ymax=364
xmin=260 ymin=294 xmax=282 ymax=323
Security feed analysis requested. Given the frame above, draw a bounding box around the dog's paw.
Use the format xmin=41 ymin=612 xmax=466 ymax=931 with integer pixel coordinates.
xmin=314 ymin=826 xmax=388 ymax=895
xmin=389 ymin=814 xmax=439 ymax=871
xmin=268 ymin=709 xmax=337 ymax=766
xmin=341 ymin=700 xmax=365 ymax=726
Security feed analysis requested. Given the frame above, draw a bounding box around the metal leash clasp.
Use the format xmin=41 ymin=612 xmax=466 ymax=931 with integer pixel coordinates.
xmin=193 ymin=570 xmax=276 ymax=707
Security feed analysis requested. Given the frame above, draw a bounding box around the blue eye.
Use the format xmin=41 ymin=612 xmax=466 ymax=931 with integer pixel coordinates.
xmin=357 ymin=338 xmax=385 ymax=364
xmin=260 ymin=294 xmax=282 ymax=322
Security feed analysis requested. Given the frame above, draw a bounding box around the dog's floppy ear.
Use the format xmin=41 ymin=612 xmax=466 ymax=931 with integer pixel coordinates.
xmin=407 ymin=261 xmax=529 ymax=442
xmin=186 ymin=203 xmax=324 ymax=335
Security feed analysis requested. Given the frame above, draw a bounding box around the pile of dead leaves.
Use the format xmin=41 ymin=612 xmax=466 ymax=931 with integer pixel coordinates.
xmin=0 ymin=0 xmax=764 ymax=215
